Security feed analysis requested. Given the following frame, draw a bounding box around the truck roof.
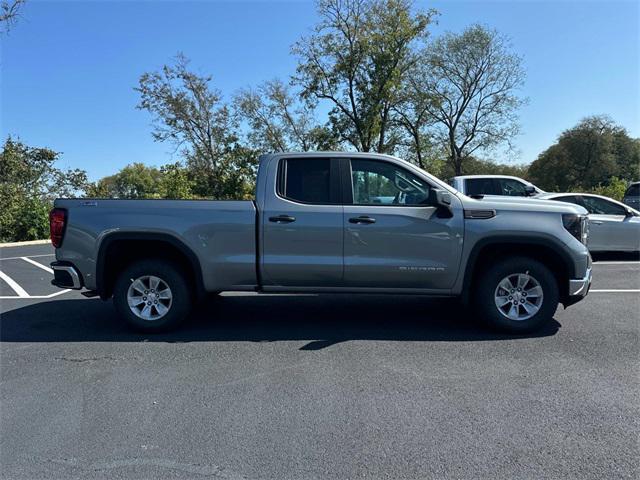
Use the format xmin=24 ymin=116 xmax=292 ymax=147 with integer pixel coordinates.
xmin=451 ymin=174 xmax=530 ymax=181
xmin=259 ymin=151 xmax=404 ymax=161
xmin=258 ymin=151 xmax=458 ymax=195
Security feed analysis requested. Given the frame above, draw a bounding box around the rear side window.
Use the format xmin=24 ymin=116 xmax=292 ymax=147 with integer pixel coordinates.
xmin=466 ymin=178 xmax=498 ymax=196
xmin=625 ymin=184 xmax=639 ymax=196
xmin=554 ymin=195 xmax=582 ymax=206
xmin=278 ymin=158 xmax=333 ymax=204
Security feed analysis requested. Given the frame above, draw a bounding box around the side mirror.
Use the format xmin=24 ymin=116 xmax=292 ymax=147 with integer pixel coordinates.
xmin=524 ymin=185 xmax=536 ymax=196
xmin=436 ymin=190 xmax=451 ymax=206
xmin=432 ymin=189 xmax=453 ymax=218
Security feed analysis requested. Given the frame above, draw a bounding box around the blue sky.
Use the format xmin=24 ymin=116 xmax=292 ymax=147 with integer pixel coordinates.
xmin=2 ymin=0 xmax=638 ymax=180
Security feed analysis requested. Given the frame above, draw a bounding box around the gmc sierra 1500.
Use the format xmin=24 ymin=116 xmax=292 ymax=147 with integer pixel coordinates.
xmin=50 ymin=152 xmax=592 ymax=333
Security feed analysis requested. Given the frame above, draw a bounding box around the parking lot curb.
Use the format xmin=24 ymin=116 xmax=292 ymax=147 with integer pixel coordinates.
xmin=0 ymin=239 xmax=51 ymax=248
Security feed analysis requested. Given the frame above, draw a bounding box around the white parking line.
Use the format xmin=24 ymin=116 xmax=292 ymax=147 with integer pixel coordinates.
xmin=20 ymin=256 xmax=54 ymax=274
xmin=0 ymin=270 xmax=29 ymax=297
xmin=0 ymin=289 xmax=70 ymax=300
xmin=593 ymin=261 xmax=640 ymax=265
xmin=0 ymin=253 xmax=55 ymax=261
xmin=590 ymin=289 xmax=640 ymax=293
xmin=0 ymin=254 xmax=69 ymax=299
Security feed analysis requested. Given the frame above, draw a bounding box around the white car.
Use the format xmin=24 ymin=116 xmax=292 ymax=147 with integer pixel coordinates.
xmin=537 ymin=192 xmax=640 ymax=253
xmin=449 ymin=175 xmax=544 ymax=197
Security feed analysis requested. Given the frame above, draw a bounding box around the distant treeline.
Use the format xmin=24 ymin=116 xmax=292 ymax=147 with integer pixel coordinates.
xmin=1 ymin=0 xmax=638 ymax=242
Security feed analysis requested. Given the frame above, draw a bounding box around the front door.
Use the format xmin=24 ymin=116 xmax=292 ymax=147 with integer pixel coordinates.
xmin=261 ymin=157 xmax=344 ymax=287
xmin=580 ymin=195 xmax=634 ymax=251
xmin=342 ymin=158 xmax=464 ymax=290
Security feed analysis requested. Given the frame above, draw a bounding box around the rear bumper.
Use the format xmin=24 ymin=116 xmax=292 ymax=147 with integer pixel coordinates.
xmin=565 ymin=266 xmax=592 ymax=307
xmin=51 ymin=261 xmax=83 ymax=289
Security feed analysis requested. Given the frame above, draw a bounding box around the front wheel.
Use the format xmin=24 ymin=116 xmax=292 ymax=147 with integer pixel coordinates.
xmin=113 ymin=259 xmax=192 ymax=333
xmin=474 ymin=257 xmax=559 ymax=333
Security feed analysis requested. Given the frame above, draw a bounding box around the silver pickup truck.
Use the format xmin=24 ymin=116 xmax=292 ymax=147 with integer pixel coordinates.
xmin=50 ymin=152 xmax=592 ymax=333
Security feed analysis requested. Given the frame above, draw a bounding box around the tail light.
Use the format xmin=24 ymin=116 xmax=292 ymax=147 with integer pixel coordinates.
xmin=49 ymin=208 xmax=67 ymax=248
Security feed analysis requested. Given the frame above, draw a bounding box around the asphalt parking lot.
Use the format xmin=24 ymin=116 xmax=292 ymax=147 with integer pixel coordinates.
xmin=1 ymin=244 xmax=638 ymax=479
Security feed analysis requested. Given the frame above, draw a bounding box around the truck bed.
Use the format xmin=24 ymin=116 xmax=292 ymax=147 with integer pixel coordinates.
xmin=54 ymin=199 xmax=258 ymax=292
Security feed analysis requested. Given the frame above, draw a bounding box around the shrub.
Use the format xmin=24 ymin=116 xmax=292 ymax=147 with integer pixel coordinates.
xmin=589 ymin=176 xmax=628 ymax=201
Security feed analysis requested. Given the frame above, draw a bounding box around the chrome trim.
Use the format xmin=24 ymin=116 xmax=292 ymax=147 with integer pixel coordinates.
xmin=52 ymin=265 xmax=82 ymax=289
xmin=569 ymin=267 xmax=592 ymax=297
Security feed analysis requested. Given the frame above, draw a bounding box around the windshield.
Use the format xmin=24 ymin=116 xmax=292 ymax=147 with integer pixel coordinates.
xmin=404 ymin=162 xmax=461 ymax=196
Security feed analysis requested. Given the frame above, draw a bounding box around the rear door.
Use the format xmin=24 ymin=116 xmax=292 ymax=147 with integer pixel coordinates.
xmin=342 ymin=158 xmax=463 ymax=290
xmin=261 ymin=157 xmax=344 ymax=287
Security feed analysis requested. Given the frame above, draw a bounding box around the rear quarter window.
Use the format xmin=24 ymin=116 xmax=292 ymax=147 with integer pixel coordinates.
xmin=466 ymin=178 xmax=498 ymax=196
xmin=553 ymin=195 xmax=582 ymax=206
xmin=625 ymin=184 xmax=639 ymax=196
xmin=279 ymin=158 xmax=332 ymax=204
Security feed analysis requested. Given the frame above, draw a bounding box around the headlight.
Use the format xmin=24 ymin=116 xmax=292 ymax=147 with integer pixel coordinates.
xmin=562 ymin=214 xmax=588 ymax=245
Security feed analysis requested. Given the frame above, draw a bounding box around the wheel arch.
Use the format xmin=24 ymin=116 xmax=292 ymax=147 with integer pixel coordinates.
xmin=461 ymin=236 xmax=575 ymax=305
xmin=96 ymin=232 xmax=205 ymax=300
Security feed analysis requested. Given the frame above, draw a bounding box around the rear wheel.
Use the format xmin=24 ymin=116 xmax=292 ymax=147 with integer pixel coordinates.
xmin=474 ymin=256 xmax=559 ymax=333
xmin=113 ymin=259 xmax=192 ymax=332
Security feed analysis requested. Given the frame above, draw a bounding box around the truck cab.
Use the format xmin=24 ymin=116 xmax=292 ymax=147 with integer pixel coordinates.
xmin=257 ymin=153 xmax=464 ymax=291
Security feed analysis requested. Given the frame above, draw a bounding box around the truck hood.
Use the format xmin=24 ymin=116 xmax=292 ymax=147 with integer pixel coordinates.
xmin=458 ymin=194 xmax=588 ymax=215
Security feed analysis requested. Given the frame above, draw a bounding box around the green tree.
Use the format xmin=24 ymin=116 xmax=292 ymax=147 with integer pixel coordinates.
xmin=439 ymin=156 xmax=529 ymax=180
xmin=612 ymin=133 xmax=640 ymax=181
xmin=0 ymin=137 xmax=88 ymax=241
xmin=234 ymin=79 xmax=338 ymax=152
xmin=158 ymin=162 xmax=196 ymax=199
xmin=590 ymin=177 xmax=628 ymax=202
xmin=87 ymin=162 xmax=202 ymax=200
xmin=87 ymin=162 xmax=198 ymax=199
xmin=419 ymin=24 xmax=526 ymax=175
xmin=136 ymin=53 xmax=256 ymax=198
xmin=1 ymin=0 xmax=26 ymax=33
xmin=113 ymin=163 xmax=162 ymax=198
xmin=85 ymin=175 xmax=117 ymax=198
xmin=87 ymin=164 xmax=161 ymax=199
xmin=292 ymin=0 xmax=436 ymax=153
xmin=391 ymin=59 xmax=436 ymax=168
xmin=528 ymin=115 xmax=639 ymax=192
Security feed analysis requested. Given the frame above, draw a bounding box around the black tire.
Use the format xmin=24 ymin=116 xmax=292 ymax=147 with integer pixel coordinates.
xmin=113 ymin=259 xmax=192 ymax=333
xmin=474 ymin=256 xmax=559 ymax=333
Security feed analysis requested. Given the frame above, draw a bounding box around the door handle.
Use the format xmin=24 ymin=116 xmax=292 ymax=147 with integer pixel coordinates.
xmin=348 ymin=216 xmax=376 ymax=224
xmin=269 ymin=215 xmax=296 ymax=223
xmin=591 ymin=220 xmax=603 ymax=225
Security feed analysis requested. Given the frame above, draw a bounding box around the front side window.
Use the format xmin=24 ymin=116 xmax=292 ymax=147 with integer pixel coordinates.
xmin=279 ymin=158 xmax=332 ymax=204
xmin=496 ymin=178 xmax=528 ymax=196
xmin=581 ymin=196 xmax=627 ymax=215
xmin=350 ymin=159 xmax=431 ymax=205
